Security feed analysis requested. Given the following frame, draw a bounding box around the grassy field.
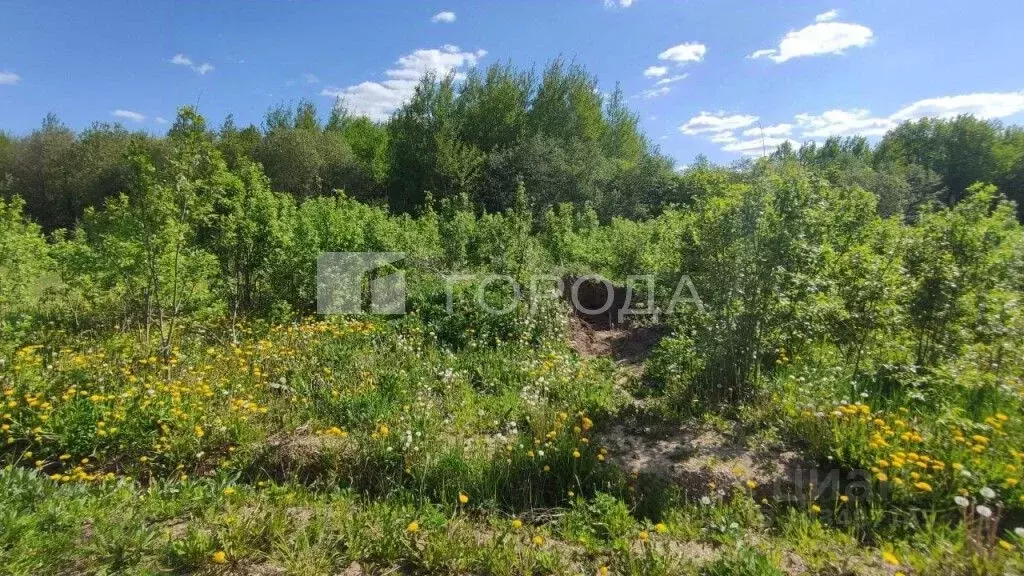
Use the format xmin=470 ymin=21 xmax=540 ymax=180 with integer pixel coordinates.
xmin=3 ymin=103 xmax=1024 ymax=575
xmin=2 ymin=311 xmax=1023 ymax=575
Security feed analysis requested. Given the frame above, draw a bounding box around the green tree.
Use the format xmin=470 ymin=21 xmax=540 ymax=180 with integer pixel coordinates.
xmin=0 ymin=196 xmax=51 ymax=326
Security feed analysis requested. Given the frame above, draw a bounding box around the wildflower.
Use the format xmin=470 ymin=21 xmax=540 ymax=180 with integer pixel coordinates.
xmin=1007 ymin=478 xmax=1019 ymax=487
xmin=981 ymin=487 xmax=996 ymax=499
xmin=810 ymin=504 xmax=821 ymax=514
xmin=511 ymin=518 xmax=523 ymax=530
xmin=746 ymin=479 xmax=757 ymax=489
xmin=598 ymin=567 xmax=609 ymax=576
xmin=839 ymin=495 xmax=850 ymax=503
xmin=954 ymin=496 xmax=970 ymax=508
xmin=999 ymin=539 xmax=1014 ymax=551
xmin=407 ymin=520 xmax=420 ymax=533
xmin=532 ymin=535 xmax=544 ymax=546
xmin=378 ymin=424 xmax=390 ymax=437
xmin=1015 ymin=527 xmax=1024 ymax=538
xmin=913 ymin=481 xmax=933 ymax=493
xmin=458 ymin=492 xmax=469 ymax=504
xmin=654 ymin=523 xmax=667 ymax=534
xmin=211 ymin=550 xmax=227 ymax=564
xmin=572 ymin=449 xmax=581 ymax=459
xmin=223 ymin=487 xmax=236 ymax=496
xmin=882 ymin=551 xmax=900 ymax=566
xmin=977 ymin=505 xmax=993 ymax=518
xmin=638 ymin=530 xmax=649 ymax=542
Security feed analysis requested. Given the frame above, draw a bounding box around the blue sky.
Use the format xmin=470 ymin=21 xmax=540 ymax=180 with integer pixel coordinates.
xmin=2 ymin=0 xmax=1023 ymax=165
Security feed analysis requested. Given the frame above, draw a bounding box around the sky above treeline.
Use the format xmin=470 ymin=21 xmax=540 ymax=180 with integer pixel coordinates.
xmin=2 ymin=0 xmax=1023 ymax=165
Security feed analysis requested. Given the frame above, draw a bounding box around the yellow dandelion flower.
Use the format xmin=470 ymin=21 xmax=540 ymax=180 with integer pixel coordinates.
xmin=882 ymin=551 xmax=900 ymax=566
xmin=406 ymin=520 xmax=420 ymax=533
xmin=655 ymin=523 xmax=667 ymax=534
xmin=511 ymin=518 xmax=523 ymax=530
xmin=638 ymin=530 xmax=650 ymax=542
xmin=211 ymin=550 xmax=227 ymax=564
xmin=458 ymin=492 xmax=469 ymax=504
xmin=532 ymin=535 xmax=545 ymax=546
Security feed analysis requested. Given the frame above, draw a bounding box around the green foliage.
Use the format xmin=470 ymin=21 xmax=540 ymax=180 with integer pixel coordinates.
xmin=0 ymin=196 xmax=51 ymax=327
xmin=2 ymin=61 xmax=1024 ymax=576
xmin=701 ymin=546 xmax=784 ymax=576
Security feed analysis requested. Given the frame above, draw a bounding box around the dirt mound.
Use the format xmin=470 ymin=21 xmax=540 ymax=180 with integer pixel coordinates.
xmin=601 ymin=422 xmax=805 ymax=500
xmin=249 ymin=429 xmax=352 ymax=483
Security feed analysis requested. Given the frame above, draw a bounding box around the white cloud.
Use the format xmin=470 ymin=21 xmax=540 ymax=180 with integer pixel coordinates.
xmin=692 ymin=90 xmax=1024 ymax=155
xmin=890 ymin=91 xmax=1024 ymax=121
xmin=640 ymin=86 xmax=670 ymax=99
xmin=680 ymin=111 xmax=759 ymax=135
xmin=655 ymin=73 xmax=688 ymax=86
xmin=321 ymin=45 xmax=486 ymax=121
xmin=793 ymin=91 xmax=1024 ymax=138
xmin=170 ymin=53 xmax=215 ymax=75
xmin=722 ymin=136 xmax=799 ymax=156
xmin=604 ymin=0 xmax=634 ymax=7
xmin=742 ymin=123 xmax=793 ymax=137
xmin=302 ymin=73 xmax=320 ymax=85
xmin=643 ymin=65 xmax=668 ymax=78
xmin=155 ymin=117 xmax=169 ymax=124
xmin=658 ymin=43 xmax=707 ymax=63
xmin=0 ymin=71 xmax=20 ymax=85
xmin=816 ymin=9 xmax=840 ymax=23
xmin=749 ymin=14 xmax=873 ymax=63
xmin=112 ymin=109 xmax=146 ymax=123
xmin=431 ymin=11 xmax=456 ymax=23
xmin=795 ymin=109 xmax=893 ymax=138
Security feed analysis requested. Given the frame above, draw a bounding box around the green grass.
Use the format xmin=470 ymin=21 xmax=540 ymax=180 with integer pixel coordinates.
xmin=2 ymin=315 xmax=1024 ymax=575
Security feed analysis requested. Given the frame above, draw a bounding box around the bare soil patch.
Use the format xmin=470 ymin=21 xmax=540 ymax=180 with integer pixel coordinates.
xmin=601 ymin=421 xmax=804 ymax=499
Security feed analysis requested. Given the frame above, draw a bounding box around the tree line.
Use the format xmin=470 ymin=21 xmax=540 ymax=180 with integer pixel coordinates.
xmin=5 ymin=59 xmax=1022 ymax=235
